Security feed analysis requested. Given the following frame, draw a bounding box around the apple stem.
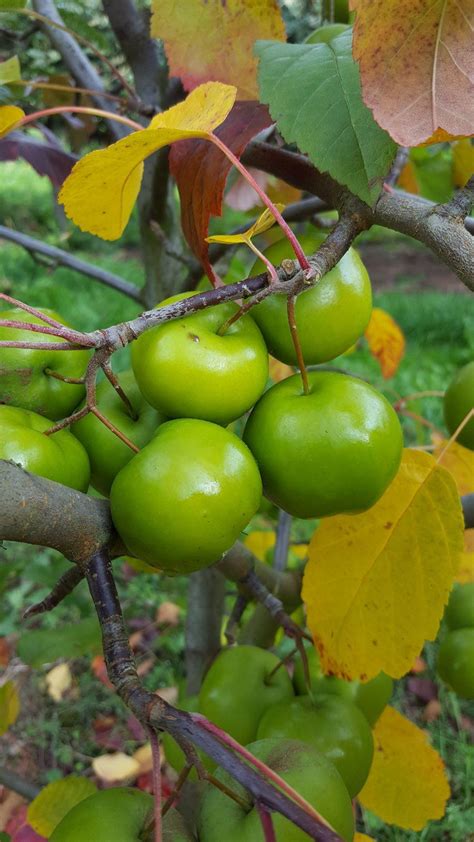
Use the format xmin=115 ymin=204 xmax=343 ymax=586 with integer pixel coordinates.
xmin=287 ymin=296 xmax=310 ymax=396
xmin=246 ymin=239 xmax=280 ymax=284
xmin=394 ymin=390 xmax=445 ymax=411
xmin=210 ymin=135 xmax=310 ymax=271
xmin=19 ymin=105 xmax=143 ymax=132
xmin=44 ymin=368 xmax=85 ymax=385
xmin=257 ymin=803 xmax=277 ymax=842
xmin=148 ymin=729 xmax=163 ymax=842
xmin=161 ymin=764 xmax=192 ymax=817
xmin=436 ymin=407 xmax=474 ymax=462
xmin=90 ymin=407 xmax=140 ymax=452
xmin=265 ymin=646 xmax=298 ymax=682
xmin=102 ymin=361 xmax=139 ymax=421
xmin=207 ymin=773 xmax=250 ymax=810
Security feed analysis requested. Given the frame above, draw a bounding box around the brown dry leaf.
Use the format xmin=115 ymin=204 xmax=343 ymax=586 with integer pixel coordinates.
xmin=136 ymin=658 xmax=154 ymax=678
xmin=364 ymin=307 xmax=405 ymax=379
xmin=0 ymin=791 xmax=25 ymax=832
xmin=156 ymin=601 xmax=181 ymax=626
xmin=352 ymin=0 xmax=474 ymax=146
xmin=0 ymin=638 xmax=10 ymax=667
xmin=91 ymin=655 xmax=114 ymax=690
xmin=45 ymin=663 xmax=72 ymax=703
xmin=92 ymin=752 xmax=140 ymax=784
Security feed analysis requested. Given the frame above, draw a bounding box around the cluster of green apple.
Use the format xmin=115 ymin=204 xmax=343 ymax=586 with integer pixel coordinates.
xmin=0 ymin=233 xmax=403 ymax=576
xmin=437 ymin=582 xmax=474 ymax=699
xmin=161 ymin=643 xmax=394 ymax=841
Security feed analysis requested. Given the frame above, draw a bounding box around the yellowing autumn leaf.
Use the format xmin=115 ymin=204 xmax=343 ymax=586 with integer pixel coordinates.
xmin=92 ymin=751 xmax=141 ymax=783
xmin=206 ymin=204 xmax=285 ymax=244
xmin=432 ymin=434 xmax=474 ymax=497
xmin=354 ymin=835 xmax=375 ymax=842
xmin=28 ymin=776 xmax=96 ymax=837
xmin=365 ymin=307 xmax=405 ymax=379
xmin=302 ymin=450 xmax=464 ymax=681
xmin=359 ymin=706 xmax=450 ymax=830
xmin=151 ymin=0 xmax=286 ymax=100
xmin=453 ymin=139 xmax=474 ymax=187
xmin=352 ymin=1 xmax=474 ymax=146
xmin=457 ymin=542 xmax=474 ymax=584
xmin=59 ymin=82 xmax=237 ymax=240
xmin=0 ymin=680 xmax=19 ymax=735
xmin=0 ymin=56 xmax=21 ymax=85
xmin=245 ymin=530 xmax=275 ymax=561
xmin=45 ymin=662 xmax=73 ymax=702
xmin=397 ymin=160 xmax=419 ymax=194
xmin=0 ymin=105 xmax=24 ymax=139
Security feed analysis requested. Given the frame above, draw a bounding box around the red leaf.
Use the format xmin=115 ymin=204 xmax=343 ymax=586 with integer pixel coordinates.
xmin=12 ymin=826 xmax=46 ymax=842
xmin=0 ymin=132 xmax=77 ymax=188
xmin=91 ymin=655 xmax=114 ymax=690
xmin=169 ymin=101 xmax=271 ymax=284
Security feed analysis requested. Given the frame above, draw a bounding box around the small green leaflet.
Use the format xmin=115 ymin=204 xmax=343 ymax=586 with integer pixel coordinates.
xmin=0 ymin=56 xmax=21 ymax=85
xmin=255 ymin=32 xmax=397 ymax=206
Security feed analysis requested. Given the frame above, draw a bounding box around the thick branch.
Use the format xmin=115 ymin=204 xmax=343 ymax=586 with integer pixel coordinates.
xmin=85 ymin=550 xmax=341 ymax=841
xmin=0 ymin=461 xmax=123 ymax=564
xmin=31 ymin=0 xmax=128 ymax=141
xmin=243 ymin=142 xmax=474 ymax=292
xmin=0 ymin=767 xmax=40 ymax=800
xmin=0 ymin=225 xmax=143 ymax=303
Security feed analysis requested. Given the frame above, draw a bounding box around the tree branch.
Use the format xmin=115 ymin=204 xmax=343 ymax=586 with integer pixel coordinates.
xmin=0 ymin=767 xmax=40 ymax=801
xmin=0 ymin=225 xmax=143 ymax=303
xmin=31 ymin=0 xmax=128 ymax=142
xmin=243 ymin=141 xmax=474 ymax=292
xmin=462 ymin=493 xmax=474 ymax=530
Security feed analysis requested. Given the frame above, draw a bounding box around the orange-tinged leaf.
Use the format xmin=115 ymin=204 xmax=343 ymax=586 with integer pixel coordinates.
xmin=359 ymin=706 xmax=450 ymax=829
xmin=28 ymin=777 xmax=96 ymax=837
xmin=206 ymin=204 xmax=285 ymax=244
xmin=59 ymin=82 xmax=237 ymax=240
xmin=151 ymin=0 xmax=286 ymax=100
xmin=365 ymin=307 xmax=405 ymax=378
xmin=352 ymin=1 xmax=474 ymax=146
xmin=397 ymin=160 xmax=419 ymax=194
xmin=0 ymin=105 xmax=24 ymax=139
xmin=0 ymin=680 xmax=19 ymax=735
xmin=432 ymin=435 xmax=474 ymax=496
xmin=269 ymin=356 xmax=294 ymax=383
xmin=302 ymin=450 xmax=464 ymax=681
xmin=453 ymin=138 xmax=474 ymax=187
xmin=419 ymin=128 xmax=473 ymax=146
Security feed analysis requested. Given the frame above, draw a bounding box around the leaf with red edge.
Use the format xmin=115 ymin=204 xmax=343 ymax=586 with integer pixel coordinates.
xmin=170 ymin=101 xmax=271 ymax=284
xmin=151 ymin=0 xmax=286 ymax=100
xmin=352 ymin=0 xmax=474 ymax=146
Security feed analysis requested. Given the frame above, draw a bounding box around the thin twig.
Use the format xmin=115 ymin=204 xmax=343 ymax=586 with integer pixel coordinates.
xmin=23 ymin=565 xmax=84 ymax=618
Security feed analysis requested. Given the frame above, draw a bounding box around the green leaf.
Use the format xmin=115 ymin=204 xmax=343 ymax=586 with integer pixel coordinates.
xmin=28 ymin=776 xmax=97 ymax=837
xmin=0 ymin=680 xmax=20 ymax=735
xmin=0 ymin=56 xmax=20 ymax=84
xmin=0 ymin=0 xmax=27 ymax=8
xmin=18 ymin=617 xmax=102 ymax=666
xmin=255 ymin=32 xmax=397 ymax=206
xmin=0 ymin=833 xmax=11 ymax=842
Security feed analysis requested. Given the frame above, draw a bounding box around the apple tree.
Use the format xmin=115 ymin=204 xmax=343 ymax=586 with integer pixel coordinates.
xmin=0 ymin=0 xmax=473 ymax=840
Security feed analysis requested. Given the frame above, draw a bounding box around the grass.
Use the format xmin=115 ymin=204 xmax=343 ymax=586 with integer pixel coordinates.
xmin=1 ymin=161 xmax=473 ymax=837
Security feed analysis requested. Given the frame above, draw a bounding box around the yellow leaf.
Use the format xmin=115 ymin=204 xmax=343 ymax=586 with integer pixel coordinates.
xmin=244 ymin=530 xmax=275 ymax=562
xmin=132 ymin=743 xmax=155 ymax=774
xmin=359 ymin=706 xmax=450 ymax=830
xmin=456 ymin=530 xmax=474 ymax=583
xmin=0 ymin=56 xmax=21 ymax=85
xmin=59 ymin=82 xmax=237 ymax=240
xmin=0 ymin=680 xmax=20 ymax=735
xmin=45 ymin=662 xmax=72 ymax=702
xmin=302 ymin=450 xmax=464 ymax=681
xmin=92 ymin=752 xmax=141 ymax=783
xmin=432 ymin=435 xmax=474 ymax=496
xmin=354 ymin=835 xmax=375 ymax=842
xmin=452 ymin=138 xmax=474 ymax=187
xmin=364 ymin=307 xmax=405 ymax=379
xmin=206 ymin=204 xmax=285 ymax=244
xmin=28 ymin=776 xmax=96 ymax=837
xmin=0 ymin=105 xmax=24 ymax=139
